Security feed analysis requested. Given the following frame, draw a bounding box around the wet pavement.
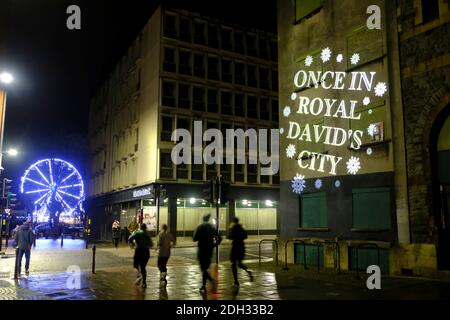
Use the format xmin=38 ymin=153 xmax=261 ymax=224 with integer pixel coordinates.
xmin=2 ymin=240 xmax=450 ymax=300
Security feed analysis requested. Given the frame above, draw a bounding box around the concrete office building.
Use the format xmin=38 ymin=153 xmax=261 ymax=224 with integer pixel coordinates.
xmin=86 ymin=6 xmax=279 ymax=240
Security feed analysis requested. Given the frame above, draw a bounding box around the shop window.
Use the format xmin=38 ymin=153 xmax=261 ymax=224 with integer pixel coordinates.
xmin=193 ymin=86 xmax=206 ymax=111
xmin=352 ymin=187 xmax=391 ymax=230
xmin=194 ymin=21 xmax=206 ymax=45
xmin=179 ymin=50 xmax=192 ymax=75
xmin=247 ymin=95 xmax=258 ymax=119
xmin=246 ymin=33 xmax=258 ymax=57
xmin=234 ymin=31 xmax=245 ymax=54
xmin=164 ymin=13 xmax=177 ymax=38
xmin=260 ymin=98 xmax=270 ymax=121
xmin=162 ymin=81 xmax=176 ymax=107
xmin=179 ymin=17 xmax=191 ymax=42
xmin=221 ymin=91 xmax=233 ymax=115
xmin=160 ymin=150 xmax=174 ymax=179
xmin=234 ymin=62 xmax=246 ymax=85
xmin=421 ymin=0 xmax=440 ymax=24
xmin=221 ymin=28 xmax=233 ymax=51
xmin=221 ymin=59 xmax=232 ymax=83
xmin=295 ymin=0 xmax=323 ymax=23
xmin=178 ymin=83 xmax=191 ymax=109
xmin=194 ymin=53 xmax=205 ymax=78
xmin=163 ymin=47 xmax=176 ymax=73
xmin=300 ymin=192 xmax=327 ymax=228
xmin=207 ymin=89 xmax=218 ymax=113
xmin=160 ymin=116 xmax=173 ymax=141
xmin=247 ymin=64 xmax=258 ymax=87
xmin=259 ymin=67 xmax=270 ymax=90
xmin=207 ymin=56 xmax=220 ymax=81
xmin=234 ymin=93 xmax=245 ymax=117
xmin=271 ymin=99 xmax=279 ymax=122
xmin=208 ymin=25 xmax=219 ymax=48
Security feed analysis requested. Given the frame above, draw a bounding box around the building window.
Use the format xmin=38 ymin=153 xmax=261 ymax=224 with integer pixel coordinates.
xmin=179 ymin=50 xmax=192 ymax=75
xmin=247 ymin=163 xmax=258 ymax=184
xmin=295 ymin=0 xmax=323 ymax=23
xmin=269 ymin=39 xmax=278 ymax=62
xmin=421 ymin=0 xmax=440 ymax=24
xmin=300 ymin=192 xmax=327 ymax=228
xmin=179 ymin=17 xmax=191 ymax=42
xmin=177 ymin=117 xmax=190 ymax=132
xmin=160 ymin=116 xmax=173 ymax=141
xmin=221 ymin=59 xmax=233 ymax=83
xmin=234 ymin=31 xmax=245 ymax=54
xmin=163 ymin=47 xmax=176 ymax=73
xmin=221 ymin=28 xmax=233 ymax=51
xmin=234 ymin=93 xmax=245 ymax=117
xmin=160 ymin=150 xmax=174 ymax=179
xmin=259 ymin=38 xmax=269 ymax=59
xmin=247 ymin=64 xmax=258 ymax=87
xmin=208 ymin=25 xmax=219 ymax=48
xmin=164 ymin=13 xmax=177 ymax=38
xmin=191 ymin=153 xmax=203 ymax=181
xmin=247 ymin=96 xmax=258 ymax=119
xmin=194 ymin=53 xmax=205 ymax=78
xmin=178 ymin=83 xmax=191 ymax=109
xmin=207 ymin=89 xmax=218 ymax=113
xmin=194 ymin=21 xmax=206 ymax=45
xmin=235 ymin=156 xmax=245 ymax=183
xmin=260 ymin=98 xmax=270 ymax=121
xmin=177 ymin=159 xmax=189 ymax=179
xmin=234 ymin=62 xmax=246 ymax=85
xmin=352 ymin=187 xmax=391 ymax=230
xmin=207 ymin=164 xmax=217 ymax=180
xmin=272 ymin=171 xmax=280 ymax=184
xmin=221 ymin=91 xmax=233 ymax=115
xmin=193 ymin=86 xmax=206 ymax=111
xmin=246 ymin=33 xmax=258 ymax=57
xmin=271 ymin=70 xmax=278 ymax=91
xmin=259 ymin=67 xmax=270 ymax=90
xmin=271 ymin=99 xmax=279 ymax=122
xmin=207 ymin=56 xmax=220 ymax=81
xmin=162 ymin=81 xmax=176 ymax=107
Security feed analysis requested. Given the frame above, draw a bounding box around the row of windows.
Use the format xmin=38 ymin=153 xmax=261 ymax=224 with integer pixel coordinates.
xmin=159 ymin=150 xmax=279 ymax=185
xmin=161 ymin=81 xmax=279 ymax=121
xmin=163 ymin=47 xmax=278 ymax=90
xmin=111 ymin=128 xmax=139 ymax=165
xmin=110 ymin=159 xmax=138 ymax=192
xmin=164 ymin=12 xmax=277 ymax=61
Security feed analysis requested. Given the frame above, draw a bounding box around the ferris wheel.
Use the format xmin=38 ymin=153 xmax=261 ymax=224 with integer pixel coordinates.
xmin=20 ymin=158 xmax=85 ymax=219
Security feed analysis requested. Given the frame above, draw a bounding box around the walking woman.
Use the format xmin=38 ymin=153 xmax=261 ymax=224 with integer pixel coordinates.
xmin=227 ymin=217 xmax=253 ymax=287
xmin=112 ymin=220 xmax=121 ymax=248
xmin=157 ymin=224 xmax=175 ymax=285
xmin=128 ymin=223 xmax=153 ymax=288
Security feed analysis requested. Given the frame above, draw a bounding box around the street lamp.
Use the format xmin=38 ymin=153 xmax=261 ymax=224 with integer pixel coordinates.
xmin=6 ymin=148 xmax=18 ymax=157
xmin=0 ymin=73 xmax=14 ymax=85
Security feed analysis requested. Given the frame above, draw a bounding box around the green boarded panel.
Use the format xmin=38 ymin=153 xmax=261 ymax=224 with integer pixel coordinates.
xmin=295 ymin=0 xmax=322 ymax=22
xmin=300 ymin=192 xmax=327 ymax=228
xmin=349 ymin=247 xmax=389 ymax=274
xmin=352 ymin=187 xmax=391 ymax=230
xmin=438 ymin=150 xmax=450 ymax=184
xmin=295 ymin=243 xmax=324 ymax=267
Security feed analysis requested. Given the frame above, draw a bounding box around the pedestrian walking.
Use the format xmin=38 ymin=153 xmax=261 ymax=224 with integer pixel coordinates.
xmin=193 ymin=213 xmax=222 ymax=292
xmin=127 ymin=217 xmax=139 ymax=248
xmin=14 ymin=220 xmax=34 ymax=276
xmin=227 ymin=217 xmax=253 ymax=287
xmin=128 ymin=223 xmax=153 ymax=288
xmin=112 ymin=220 xmax=121 ymax=248
xmin=157 ymin=224 xmax=175 ymax=285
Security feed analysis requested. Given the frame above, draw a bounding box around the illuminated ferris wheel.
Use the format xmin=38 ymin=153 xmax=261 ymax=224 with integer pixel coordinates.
xmin=20 ymin=158 xmax=85 ymax=222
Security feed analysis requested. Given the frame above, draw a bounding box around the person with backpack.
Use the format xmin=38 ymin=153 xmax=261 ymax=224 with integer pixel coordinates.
xmin=128 ymin=223 xmax=153 ymax=288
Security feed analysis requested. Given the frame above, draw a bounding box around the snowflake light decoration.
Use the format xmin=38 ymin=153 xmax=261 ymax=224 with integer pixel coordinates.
xmin=336 ymin=54 xmax=343 ymax=63
xmin=368 ymin=109 xmax=373 ymax=115
xmin=346 ymin=156 xmax=361 ymax=175
xmin=367 ymin=124 xmax=376 ymax=137
xmin=283 ymin=106 xmax=291 ymax=118
xmin=291 ymin=92 xmax=297 ymax=101
xmin=286 ymin=144 xmax=296 ymax=159
xmin=279 ymin=128 xmax=284 ymax=134
xmin=374 ymin=82 xmax=387 ymax=97
xmin=292 ymin=174 xmax=306 ymax=194
xmin=363 ymin=97 xmax=371 ymax=106
xmin=335 ymin=180 xmax=341 ymax=188
xmin=321 ymin=47 xmax=332 ymax=63
xmin=305 ymin=55 xmax=313 ymax=67
xmin=350 ymin=53 xmax=360 ymax=65
xmin=315 ymin=179 xmax=322 ymax=190
xmin=367 ymin=147 xmax=373 ymax=156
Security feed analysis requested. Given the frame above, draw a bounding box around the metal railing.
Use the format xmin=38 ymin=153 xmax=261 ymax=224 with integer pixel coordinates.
xmin=283 ymin=239 xmax=308 ymax=270
xmin=313 ymin=240 xmax=341 ymax=273
xmin=258 ymin=239 xmax=278 ymax=266
xmin=354 ymin=243 xmax=380 ymax=278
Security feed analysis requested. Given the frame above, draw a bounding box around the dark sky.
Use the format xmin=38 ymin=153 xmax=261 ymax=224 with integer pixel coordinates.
xmin=1 ymin=0 xmax=277 ymax=192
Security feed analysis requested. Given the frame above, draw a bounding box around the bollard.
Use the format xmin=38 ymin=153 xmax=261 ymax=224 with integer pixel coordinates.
xmin=14 ymin=247 xmax=19 ymax=279
xmin=92 ymin=245 xmax=96 ymax=274
xmin=85 ymin=236 xmax=88 ymax=249
xmin=60 ymin=233 xmax=64 ymax=248
xmin=5 ymin=234 xmax=9 ymax=249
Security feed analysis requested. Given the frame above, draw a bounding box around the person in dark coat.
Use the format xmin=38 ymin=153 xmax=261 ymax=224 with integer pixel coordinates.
xmin=128 ymin=223 xmax=153 ymax=288
xmin=14 ymin=220 xmax=34 ymax=276
xmin=112 ymin=220 xmax=121 ymax=248
xmin=193 ymin=213 xmax=222 ymax=292
xmin=227 ymin=217 xmax=253 ymax=287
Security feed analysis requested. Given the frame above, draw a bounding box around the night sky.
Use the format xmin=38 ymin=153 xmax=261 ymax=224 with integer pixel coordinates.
xmin=1 ymin=0 xmax=277 ymax=194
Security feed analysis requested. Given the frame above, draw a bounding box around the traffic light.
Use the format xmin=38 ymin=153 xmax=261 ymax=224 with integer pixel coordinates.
xmin=201 ymin=178 xmax=216 ymax=204
xmin=6 ymin=193 xmax=17 ymax=208
xmin=219 ymin=180 xmax=231 ymax=204
xmin=2 ymin=178 xmax=12 ymax=199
